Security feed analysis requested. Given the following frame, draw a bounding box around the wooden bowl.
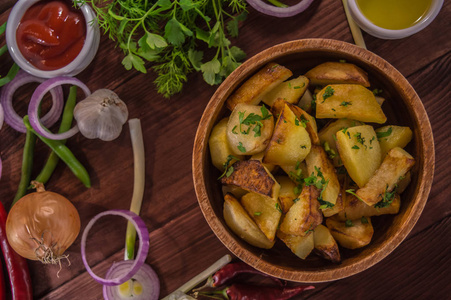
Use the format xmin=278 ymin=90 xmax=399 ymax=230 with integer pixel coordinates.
xmin=192 ymin=39 xmax=434 ymax=282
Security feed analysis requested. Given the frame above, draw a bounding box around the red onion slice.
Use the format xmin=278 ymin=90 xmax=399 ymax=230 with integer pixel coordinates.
xmin=246 ymin=0 xmax=315 ymax=18
xmin=0 ymin=102 xmax=3 ymax=130
xmin=81 ymin=210 xmax=150 ymax=286
xmin=103 ymin=261 xmax=159 ymax=300
xmin=28 ymin=76 xmax=91 ymax=140
xmin=0 ymin=70 xmax=64 ymax=133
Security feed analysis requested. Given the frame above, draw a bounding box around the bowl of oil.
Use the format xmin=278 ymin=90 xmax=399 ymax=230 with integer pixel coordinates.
xmin=347 ymin=0 xmax=444 ymax=39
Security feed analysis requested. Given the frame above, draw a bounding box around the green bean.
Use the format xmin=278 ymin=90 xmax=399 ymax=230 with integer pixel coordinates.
xmin=0 ymin=63 xmax=20 ymax=87
xmin=34 ymin=86 xmax=77 ymax=185
xmin=23 ymin=116 xmax=91 ymax=188
xmin=12 ymin=128 xmax=37 ymax=207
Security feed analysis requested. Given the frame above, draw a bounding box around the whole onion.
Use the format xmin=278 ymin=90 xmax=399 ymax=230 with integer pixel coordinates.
xmin=6 ymin=182 xmax=80 ymax=264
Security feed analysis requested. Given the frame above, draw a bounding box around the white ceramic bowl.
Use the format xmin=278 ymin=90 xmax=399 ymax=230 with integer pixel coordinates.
xmin=347 ymin=0 xmax=444 ymax=39
xmin=6 ymin=0 xmax=100 ymax=78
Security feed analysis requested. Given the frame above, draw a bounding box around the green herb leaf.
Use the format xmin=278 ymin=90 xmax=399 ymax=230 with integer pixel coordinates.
xmin=201 ymin=58 xmax=221 ymax=85
xmin=322 ymin=86 xmax=335 ymax=102
xmin=254 ymin=212 xmax=262 ymax=216
xmin=122 ymin=53 xmax=147 ymax=73
xmin=345 ymin=189 xmax=365 ymax=202
xmin=377 ymin=127 xmax=393 ymax=139
xmin=345 ymin=219 xmax=354 ymax=227
xmin=237 ymin=142 xmax=246 ymax=153
xmin=361 ymin=217 xmax=368 ymax=224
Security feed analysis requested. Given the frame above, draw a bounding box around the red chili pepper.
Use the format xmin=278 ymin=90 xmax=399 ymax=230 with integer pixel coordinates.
xmin=212 ymin=262 xmax=282 ymax=287
xmin=0 ymin=201 xmax=33 ymax=300
xmin=226 ymin=283 xmax=315 ymax=300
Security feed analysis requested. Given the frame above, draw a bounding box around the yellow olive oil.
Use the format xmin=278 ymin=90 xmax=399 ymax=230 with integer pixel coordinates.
xmin=356 ymin=0 xmax=432 ymax=30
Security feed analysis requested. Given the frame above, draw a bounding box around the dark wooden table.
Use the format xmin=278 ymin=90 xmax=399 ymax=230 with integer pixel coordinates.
xmin=0 ymin=1 xmax=450 ymax=299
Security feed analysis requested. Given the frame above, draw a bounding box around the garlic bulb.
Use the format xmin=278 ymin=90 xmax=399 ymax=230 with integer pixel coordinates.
xmin=74 ymin=89 xmax=128 ymax=141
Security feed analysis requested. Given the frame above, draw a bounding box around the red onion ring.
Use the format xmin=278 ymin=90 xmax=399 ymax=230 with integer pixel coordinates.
xmin=103 ymin=261 xmax=159 ymax=300
xmin=81 ymin=210 xmax=150 ymax=286
xmin=246 ymin=0 xmax=315 ymax=17
xmin=0 ymin=70 xmax=64 ymax=133
xmin=28 ymin=76 xmax=91 ymax=140
xmin=0 ymin=102 xmax=3 ymax=130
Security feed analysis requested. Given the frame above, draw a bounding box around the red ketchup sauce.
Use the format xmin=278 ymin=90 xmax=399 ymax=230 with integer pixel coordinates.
xmin=16 ymin=0 xmax=86 ymax=71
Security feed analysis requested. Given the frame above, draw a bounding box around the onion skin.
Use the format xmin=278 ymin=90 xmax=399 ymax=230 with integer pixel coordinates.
xmin=5 ymin=188 xmax=80 ymax=262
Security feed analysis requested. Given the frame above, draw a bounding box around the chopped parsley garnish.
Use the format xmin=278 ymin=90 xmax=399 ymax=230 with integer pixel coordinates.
xmin=372 ymin=88 xmax=383 ymax=96
xmin=345 ymin=189 xmax=365 ymax=202
xmin=304 ymin=226 xmax=314 ymax=234
xmin=238 ymin=106 xmax=272 ymax=137
xmin=318 ymin=199 xmax=334 ymax=210
xmin=254 ymin=212 xmax=262 ymax=216
xmin=294 ymin=116 xmax=300 ymax=126
xmin=341 ymin=127 xmax=348 ymax=134
xmin=352 ymin=145 xmax=360 ymax=149
xmin=237 ymin=142 xmax=246 ymax=153
xmin=361 ymin=217 xmax=368 ymax=224
xmin=275 ymin=203 xmax=282 ymax=213
xmin=340 ymin=101 xmax=352 ymax=107
xmin=300 ymin=145 xmax=307 ymax=149
xmin=299 ymin=115 xmax=309 ymax=127
xmin=218 ymin=155 xmax=240 ymax=179
xmin=377 ymin=127 xmax=393 ymax=139
xmin=323 ymin=142 xmax=337 ymax=159
xmin=231 ymin=125 xmax=238 ymax=134
xmin=345 ymin=219 xmax=354 ymax=227
xmin=322 ymin=86 xmax=335 ymax=102
xmin=304 ymin=167 xmax=332 ymax=206
xmin=374 ymin=184 xmax=397 ymax=208
xmin=293 ymin=198 xmax=300 ymax=203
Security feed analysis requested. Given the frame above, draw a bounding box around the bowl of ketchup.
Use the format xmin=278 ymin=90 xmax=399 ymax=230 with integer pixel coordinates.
xmin=6 ymin=0 xmax=100 ymax=78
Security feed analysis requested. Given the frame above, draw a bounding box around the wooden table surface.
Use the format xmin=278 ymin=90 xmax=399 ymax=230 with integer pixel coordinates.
xmin=0 ymin=1 xmax=450 ymax=299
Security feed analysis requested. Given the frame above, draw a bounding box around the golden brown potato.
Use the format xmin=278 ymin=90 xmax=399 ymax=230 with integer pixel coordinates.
xmin=226 ymin=63 xmax=293 ymax=110
xmin=356 ymin=147 xmax=415 ymax=206
xmin=376 ymin=125 xmax=413 ymax=160
xmin=316 ymin=84 xmax=387 ymax=124
xmin=222 ymin=185 xmax=248 ymax=199
xmin=223 ymin=194 xmax=275 ymax=249
xmin=397 ymin=171 xmax=411 ymax=194
xmin=318 ymin=118 xmax=363 ymax=167
xmin=241 ymin=193 xmax=282 ymax=241
xmin=261 ymin=75 xmax=309 ymax=107
xmin=275 ymin=175 xmax=299 ymax=213
xmin=280 ymin=161 xmax=308 ymax=185
xmin=305 ymin=145 xmax=340 ymax=206
xmin=322 ymin=190 xmax=344 ymax=217
xmin=297 ymin=89 xmax=314 ymax=113
xmin=250 ymin=152 xmax=276 ymax=173
xmin=209 ymin=118 xmax=244 ymax=171
xmin=313 ymin=224 xmax=341 ymax=263
xmin=221 ymin=160 xmax=280 ymax=199
xmin=227 ymin=103 xmax=274 ymax=155
xmin=326 ymin=217 xmax=374 ymax=249
xmin=263 ymin=103 xmax=312 ymax=166
xmin=277 ymin=230 xmax=314 ymax=260
xmin=336 ymin=193 xmax=400 ymax=221
xmin=336 ymin=125 xmax=382 ymax=188
xmin=305 ymin=61 xmax=370 ymax=87
xmin=279 ymin=186 xmax=323 ymax=236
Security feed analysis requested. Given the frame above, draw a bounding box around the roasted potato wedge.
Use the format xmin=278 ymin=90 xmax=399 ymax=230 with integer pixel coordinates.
xmin=226 ymin=63 xmax=293 ymax=110
xmin=277 ymin=230 xmax=314 ymax=260
xmin=281 ymin=161 xmax=308 ymax=185
xmin=222 ymin=185 xmax=248 ymax=199
xmin=227 ymin=103 xmax=274 ymax=155
xmin=305 ymin=62 xmax=370 ymax=87
xmin=318 ymin=118 xmax=363 ymax=167
xmin=223 ymin=194 xmax=275 ymax=249
xmin=356 ymin=147 xmax=415 ymax=206
xmin=336 ymin=125 xmax=381 ymax=187
xmin=275 ymin=175 xmax=299 ymax=213
xmin=376 ymin=125 xmax=413 ymax=160
xmin=305 ymin=145 xmax=340 ymax=206
xmin=263 ymin=103 xmax=312 ymax=166
xmin=261 ymin=75 xmax=309 ymax=107
xmin=326 ymin=217 xmax=374 ymax=249
xmin=313 ymin=224 xmax=341 ymax=263
xmin=279 ymin=186 xmax=323 ymax=236
xmin=221 ymin=160 xmax=280 ymax=199
xmin=209 ymin=118 xmax=244 ymax=171
xmin=322 ymin=190 xmax=344 ymax=217
xmin=241 ymin=193 xmax=282 ymax=241
xmin=250 ymin=152 xmax=276 ymax=172
xmin=297 ymin=89 xmax=314 ymax=113
xmin=316 ymin=84 xmax=387 ymax=124
xmin=336 ymin=193 xmax=400 ymax=221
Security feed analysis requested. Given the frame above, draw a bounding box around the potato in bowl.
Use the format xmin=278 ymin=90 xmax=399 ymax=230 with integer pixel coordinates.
xmin=192 ymin=39 xmax=434 ymax=282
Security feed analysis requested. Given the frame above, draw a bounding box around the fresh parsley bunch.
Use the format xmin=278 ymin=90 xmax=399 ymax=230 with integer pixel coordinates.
xmin=77 ymin=0 xmax=247 ymax=97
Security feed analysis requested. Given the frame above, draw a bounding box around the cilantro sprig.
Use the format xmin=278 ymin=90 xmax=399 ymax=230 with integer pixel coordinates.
xmin=77 ymin=0 xmax=247 ymax=98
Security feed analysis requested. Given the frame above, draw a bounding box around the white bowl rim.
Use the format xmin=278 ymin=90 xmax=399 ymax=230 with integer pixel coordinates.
xmin=5 ymin=0 xmax=100 ymax=78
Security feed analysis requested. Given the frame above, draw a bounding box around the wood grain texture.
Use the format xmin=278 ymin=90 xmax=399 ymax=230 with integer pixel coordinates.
xmin=0 ymin=0 xmax=448 ymax=299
